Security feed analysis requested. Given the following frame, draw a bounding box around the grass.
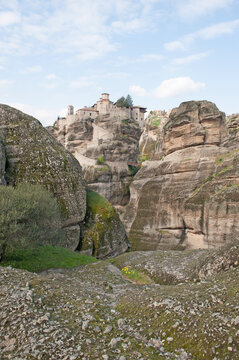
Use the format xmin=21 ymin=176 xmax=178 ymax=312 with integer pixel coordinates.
xmin=152 ymin=118 xmax=161 ymax=127
xmin=86 ymin=190 xmax=114 ymax=217
xmin=0 ymin=244 xmax=97 ymax=273
xmin=121 ymin=266 xmax=153 ymax=285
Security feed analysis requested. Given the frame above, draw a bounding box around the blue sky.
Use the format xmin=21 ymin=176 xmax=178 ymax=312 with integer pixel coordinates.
xmin=0 ymin=0 xmax=239 ymax=126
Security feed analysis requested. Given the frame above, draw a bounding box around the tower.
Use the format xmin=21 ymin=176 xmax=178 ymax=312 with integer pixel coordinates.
xmin=101 ymin=93 xmax=110 ymax=101
xmin=67 ymin=105 xmax=74 ymax=116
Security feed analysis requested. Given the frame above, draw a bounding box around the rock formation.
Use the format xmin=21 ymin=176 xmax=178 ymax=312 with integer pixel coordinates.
xmin=0 ymin=136 xmax=6 ymax=185
xmin=139 ymin=110 xmax=169 ymax=160
xmin=0 ymin=104 xmax=128 ymax=257
xmin=125 ymin=101 xmax=239 ymax=250
xmin=1 ymin=243 xmax=238 ymax=359
xmin=50 ymin=95 xmax=143 ymax=207
xmin=79 ymin=191 xmax=129 ymax=258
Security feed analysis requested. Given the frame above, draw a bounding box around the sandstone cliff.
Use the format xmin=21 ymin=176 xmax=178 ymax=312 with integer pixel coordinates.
xmin=139 ymin=110 xmax=169 ymax=160
xmin=0 ymin=105 xmax=128 ymax=257
xmin=51 ymin=112 xmax=142 ymax=207
xmin=125 ymin=101 xmax=239 ymax=250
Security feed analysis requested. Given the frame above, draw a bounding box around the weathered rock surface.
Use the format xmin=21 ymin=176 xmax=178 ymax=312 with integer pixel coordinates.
xmin=1 ymin=243 xmax=238 ymax=359
xmin=0 ymin=135 xmax=6 ymax=185
xmin=225 ymin=113 xmax=239 ymax=147
xmin=124 ymin=101 xmax=239 ymax=250
xmin=51 ymin=114 xmax=142 ymax=206
xmin=0 ymin=104 xmax=86 ymax=249
xmin=139 ymin=110 xmax=169 ymax=160
xmin=0 ymin=104 xmax=128 ymax=258
xmin=80 ymin=191 xmax=129 ymax=258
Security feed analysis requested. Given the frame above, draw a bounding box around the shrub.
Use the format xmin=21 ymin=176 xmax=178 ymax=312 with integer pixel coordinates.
xmin=97 ymin=156 xmax=104 ymax=164
xmin=128 ymin=164 xmax=140 ymax=177
xmin=0 ymin=183 xmax=64 ymax=261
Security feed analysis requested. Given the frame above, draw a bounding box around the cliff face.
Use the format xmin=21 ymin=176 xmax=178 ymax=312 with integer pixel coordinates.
xmin=139 ymin=110 xmax=169 ymax=161
xmin=125 ymin=101 xmax=239 ymax=250
xmin=0 ymin=105 xmax=128 ymax=257
xmin=51 ymin=112 xmax=142 ymax=207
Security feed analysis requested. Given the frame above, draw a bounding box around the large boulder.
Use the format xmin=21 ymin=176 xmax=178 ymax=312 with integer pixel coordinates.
xmin=162 ymin=101 xmax=227 ymax=155
xmin=124 ymin=101 xmax=239 ymax=251
xmin=80 ymin=190 xmax=129 ymax=258
xmin=0 ymin=104 xmax=86 ymax=249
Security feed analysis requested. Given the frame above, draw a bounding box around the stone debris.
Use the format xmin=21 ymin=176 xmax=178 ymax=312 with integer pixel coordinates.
xmin=1 ymin=251 xmax=239 ymax=359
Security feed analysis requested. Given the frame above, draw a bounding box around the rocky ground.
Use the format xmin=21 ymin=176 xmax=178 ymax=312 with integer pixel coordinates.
xmin=1 ymin=245 xmax=238 ymax=360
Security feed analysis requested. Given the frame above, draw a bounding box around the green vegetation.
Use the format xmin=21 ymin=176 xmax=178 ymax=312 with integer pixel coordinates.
xmin=96 ymin=166 xmax=110 ymax=173
xmin=80 ymin=191 xmax=117 ymax=257
xmin=0 ymin=183 xmax=63 ymax=261
xmin=180 ymin=158 xmax=192 ymax=163
xmin=152 ymin=117 xmax=162 ymax=128
xmin=192 ymin=165 xmax=233 ymax=197
xmin=86 ymin=190 xmax=114 ymax=217
xmin=116 ymin=94 xmax=133 ymax=108
xmin=121 ymin=266 xmax=153 ymax=284
xmin=0 ymin=245 xmax=97 ymax=272
xmin=97 ymin=156 xmax=104 ymax=164
xmin=121 ymin=119 xmax=129 ymax=125
xmin=138 ymin=154 xmax=149 ymax=163
xmin=128 ymin=164 xmax=140 ymax=177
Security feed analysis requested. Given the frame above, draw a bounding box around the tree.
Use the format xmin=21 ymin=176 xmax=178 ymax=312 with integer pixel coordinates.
xmin=115 ymin=94 xmax=134 ymax=108
xmin=116 ymin=96 xmax=126 ymax=108
xmin=0 ymin=183 xmax=64 ymax=261
xmin=126 ymin=94 xmax=133 ymax=107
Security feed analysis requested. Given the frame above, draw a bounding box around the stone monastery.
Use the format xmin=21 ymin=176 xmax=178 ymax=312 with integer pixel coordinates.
xmin=59 ymin=93 xmax=147 ymax=128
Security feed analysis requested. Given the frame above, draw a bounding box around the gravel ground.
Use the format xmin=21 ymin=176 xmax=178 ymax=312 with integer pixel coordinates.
xmin=0 ymin=247 xmax=239 ymax=360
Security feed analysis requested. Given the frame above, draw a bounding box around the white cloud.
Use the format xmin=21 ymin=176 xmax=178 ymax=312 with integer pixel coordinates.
xmin=0 ymin=79 xmax=12 ymax=87
xmin=197 ymin=19 xmax=239 ymax=39
xmin=140 ymin=53 xmax=164 ymax=61
xmin=23 ymin=65 xmax=42 ymax=73
xmin=0 ymin=11 xmax=20 ymax=26
xmin=129 ymin=85 xmax=147 ymax=96
xmin=178 ymin=0 xmax=234 ymax=18
xmin=0 ymin=1 xmax=162 ymax=59
xmin=164 ymin=40 xmax=186 ymax=52
xmin=172 ymin=51 xmax=211 ymax=65
xmin=45 ymin=73 xmax=57 ymax=80
xmin=164 ymin=19 xmax=239 ymax=51
xmin=154 ymin=77 xmax=205 ymax=98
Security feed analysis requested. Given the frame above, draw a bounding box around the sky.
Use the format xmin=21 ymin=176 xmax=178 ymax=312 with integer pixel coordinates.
xmin=0 ymin=0 xmax=239 ymax=126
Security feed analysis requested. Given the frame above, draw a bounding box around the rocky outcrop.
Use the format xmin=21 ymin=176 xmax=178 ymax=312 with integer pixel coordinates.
xmin=225 ymin=113 xmax=239 ymax=147
xmin=162 ymin=101 xmax=227 ymax=155
xmin=0 ymin=104 xmax=129 ymax=257
xmin=0 ymin=104 xmax=86 ymax=249
xmin=124 ymin=101 xmax=239 ymax=251
xmin=80 ymin=191 xmax=129 ymax=258
xmin=139 ymin=110 xmax=169 ymax=160
xmin=1 ymin=244 xmax=238 ymax=359
xmin=0 ymin=136 xmax=6 ymax=185
xmin=51 ymin=113 xmax=142 ymax=206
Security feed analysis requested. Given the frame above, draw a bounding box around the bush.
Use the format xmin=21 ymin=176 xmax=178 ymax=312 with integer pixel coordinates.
xmin=0 ymin=183 xmax=64 ymax=261
xmin=97 ymin=156 xmax=104 ymax=164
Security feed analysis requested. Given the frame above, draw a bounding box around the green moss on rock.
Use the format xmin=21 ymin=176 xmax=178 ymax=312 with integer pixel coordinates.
xmin=80 ymin=191 xmax=129 ymax=258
